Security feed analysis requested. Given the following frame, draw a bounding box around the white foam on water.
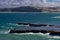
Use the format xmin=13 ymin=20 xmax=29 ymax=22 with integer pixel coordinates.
xmin=37 ymin=33 xmax=50 ymax=36
xmin=47 ymin=35 xmax=60 ymax=39
xmin=8 ymin=23 xmax=21 ymax=26
xmin=52 ymin=16 xmax=60 ymax=18
xmin=0 ymin=30 xmax=10 ymax=34
xmin=8 ymin=23 xmax=29 ymax=26
xmin=1 ymin=30 xmax=60 ymax=39
xmin=13 ymin=32 xmax=60 ymax=39
xmin=13 ymin=32 xmax=50 ymax=36
xmin=14 ymin=32 xmax=34 ymax=35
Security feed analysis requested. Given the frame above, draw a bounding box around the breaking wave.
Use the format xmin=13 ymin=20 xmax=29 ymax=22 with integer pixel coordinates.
xmin=13 ymin=32 xmax=50 ymax=36
xmin=0 ymin=30 xmax=10 ymax=34
xmin=0 ymin=30 xmax=60 ymax=39
xmin=12 ymin=32 xmax=60 ymax=39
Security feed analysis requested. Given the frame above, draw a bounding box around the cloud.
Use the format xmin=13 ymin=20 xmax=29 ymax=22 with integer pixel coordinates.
xmin=0 ymin=0 xmax=60 ymax=8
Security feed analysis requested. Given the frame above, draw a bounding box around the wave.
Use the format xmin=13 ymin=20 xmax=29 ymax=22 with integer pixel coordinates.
xmin=0 ymin=30 xmax=10 ymax=34
xmin=0 ymin=30 xmax=60 ymax=39
xmin=8 ymin=23 xmax=29 ymax=26
xmin=52 ymin=16 xmax=60 ymax=18
xmin=48 ymin=36 xmax=60 ymax=39
xmin=13 ymin=32 xmax=49 ymax=36
xmin=0 ymin=30 xmax=49 ymax=35
xmin=13 ymin=32 xmax=60 ymax=39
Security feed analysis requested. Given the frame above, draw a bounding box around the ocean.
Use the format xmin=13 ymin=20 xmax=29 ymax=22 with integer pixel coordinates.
xmin=0 ymin=12 xmax=60 ymax=40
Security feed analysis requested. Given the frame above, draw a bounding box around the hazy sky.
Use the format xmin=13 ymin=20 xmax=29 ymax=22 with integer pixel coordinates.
xmin=47 ymin=0 xmax=60 ymax=2
xmin=0 ymin=0 xmax=60 ymax=8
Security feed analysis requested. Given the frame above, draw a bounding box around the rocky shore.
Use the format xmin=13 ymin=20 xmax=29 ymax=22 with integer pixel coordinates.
xmin=9 ymin=22 xmax=60 ymax=36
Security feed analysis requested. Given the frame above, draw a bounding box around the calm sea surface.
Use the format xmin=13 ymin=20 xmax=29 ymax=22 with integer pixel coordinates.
xmin=0 ymin=12 xmax=60 ymax=40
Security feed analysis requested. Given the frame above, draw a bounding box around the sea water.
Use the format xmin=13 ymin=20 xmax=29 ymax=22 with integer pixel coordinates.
xmin=0 ymin=12 xmax=60 ymax=40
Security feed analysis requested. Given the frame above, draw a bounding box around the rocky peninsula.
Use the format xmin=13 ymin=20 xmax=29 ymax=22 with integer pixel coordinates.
xmin=0 ymin=6 xmax=60 ymax=12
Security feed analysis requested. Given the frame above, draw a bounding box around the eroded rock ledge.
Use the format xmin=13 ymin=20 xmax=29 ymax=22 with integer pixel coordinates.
xmin=9 ymin=22 xmax=60 ymax=36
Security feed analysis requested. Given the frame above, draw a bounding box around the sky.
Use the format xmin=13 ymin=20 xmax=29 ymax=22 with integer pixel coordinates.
xmin=0 ymin=0 xmax=60 ymax=8
xmin=47 ymin=0 xmax=60 ymax=2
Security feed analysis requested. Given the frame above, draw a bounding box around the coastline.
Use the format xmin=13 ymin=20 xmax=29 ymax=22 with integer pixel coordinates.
xmin=0 ymin=12 xmax=60 ymax=14
xmin=0 ymin=6 xmax=60 ymax=13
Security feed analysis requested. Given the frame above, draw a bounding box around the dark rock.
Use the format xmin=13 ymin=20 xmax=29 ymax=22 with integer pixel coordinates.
xmin=29 ymin=23 xmax=47 ymax=27
xmin=49 ymin=31 xmax=60 ymax=36
xmin=17 ymin=22 xmax=47 ymax=27
xmin=39 ymin=30 xmax=49 ymax=33
xmin=9 ymin=30 xmax=48 ymax=33
xmin=18 ymin=22 xmax=29 ymax=25
xmin=9 ymin=30 xmax=31 ymax=33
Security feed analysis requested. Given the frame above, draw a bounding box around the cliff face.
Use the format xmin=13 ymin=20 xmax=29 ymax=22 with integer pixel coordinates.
xmin=0 ymin=6 xmax=42 ymax=12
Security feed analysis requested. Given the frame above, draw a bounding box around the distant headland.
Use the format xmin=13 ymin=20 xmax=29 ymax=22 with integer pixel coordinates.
xmin=0 ymin=6 xmax=60 ymax=12
xmin=0 ymin=6 xmax=41 ymax=12
xmin=0 ymin=0 xmax=60 ymax=12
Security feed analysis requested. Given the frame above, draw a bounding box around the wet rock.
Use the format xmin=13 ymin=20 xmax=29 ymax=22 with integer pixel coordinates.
xmin=29 ymin=23 xmax=47 ymax=27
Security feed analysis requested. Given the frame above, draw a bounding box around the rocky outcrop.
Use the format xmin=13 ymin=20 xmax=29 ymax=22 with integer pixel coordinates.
xmin=9 ymin=22 xmax=60 ymax=36
xmin=49 ymin=31 xmax=60 ymax=36
xmin=9 ymin=30 xmax=49 ymax=33
xmin=29 ymin=23 xmax=47 ymax=27
xmin=17 ymin=22 xmax=47 ymax=27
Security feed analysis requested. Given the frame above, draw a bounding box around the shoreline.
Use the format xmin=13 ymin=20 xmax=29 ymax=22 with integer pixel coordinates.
xmin=0 ymin=12 xmax=60 ymax=14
